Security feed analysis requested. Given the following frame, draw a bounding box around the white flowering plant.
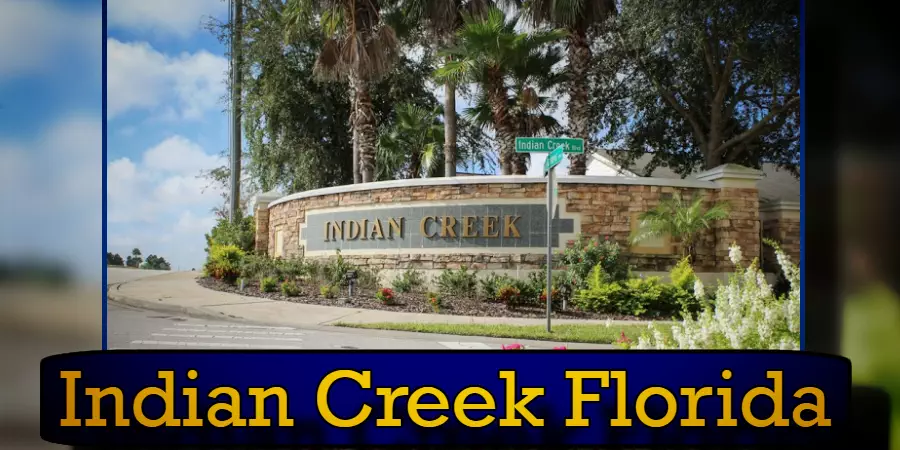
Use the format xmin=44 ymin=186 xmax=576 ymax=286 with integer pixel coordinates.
xmin=636 ymin=240 xmax=800 ymax=350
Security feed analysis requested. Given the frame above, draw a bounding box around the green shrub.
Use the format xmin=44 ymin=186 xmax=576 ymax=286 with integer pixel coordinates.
xmin=356 ymin=267 xmax=380 ymax=290
xmin=276 ymin=256 xmax=308 ymax=282
xmin=669 ymin=256 xmax=696 ymax=291
xmin=497 ymin=285 xmax=523 ymax=307
xmin=392 ymin=269 xmax=425 ymax=293
xmin=573 ymin=266 xmax=693 ymax=318
xmin=662 ymin=284 xmax=701 ymax=318
xmin=260 ymin=276 xmax=278 ymax=292
xmin=304 ymin=260 xmax=324 ymax=283
xmin=204 ymin=245 xmax=245 ymax=283
xmin=205 ymin=212 xmax=255 ymax=253
xmin=436 ymin=266 xmax=478 ymax=297
xmin=621 ymin=277 xmax=666 ymax=317
xmin=557 ymin=235 xmax=632 ymax=291
xmin=479 ymin=273 xmax=514 ymax=301
xmin=573 ymin=279 xmax=627 ymax=314
xmin=323 ymin=250 xmax=354 ymax=285
xmin=240 ymin=253 xmax=277 ymax=280
xmin=281 ymin=281 xmax=300 ymax=297
xmin=320 ymin=284 xmax=339 ymax=299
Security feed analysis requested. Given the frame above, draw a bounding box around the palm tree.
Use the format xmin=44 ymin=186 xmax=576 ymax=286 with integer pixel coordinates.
xmin=522 ymin=0 xmax=617 ymax=175
xmin=631 ymin=193 xmax=730 ymax=258
xmin=465 ymin=46 xmax=564 ymax=173
xmin=284 ymin=0 xmax=400 ymax=183
xmin=377 ymin=103 xmax=445 ymax=179
xmin=434 ymin=7 xmax=565 ymax=175
xmin=399 ymin=0 xmax=493 ymax=178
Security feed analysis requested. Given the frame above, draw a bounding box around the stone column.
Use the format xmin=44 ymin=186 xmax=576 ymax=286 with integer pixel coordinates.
xmin=696 ymin=164 xmax=765 ymax=271
xmin=760 ymin=200 xmax=801 ymax=272
xmin=251 ymin=191 xmax=281 ymax=256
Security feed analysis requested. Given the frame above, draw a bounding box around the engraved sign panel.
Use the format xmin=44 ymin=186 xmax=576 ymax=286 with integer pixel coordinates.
xmin=302 ymin=204 xmax=575 ymax=252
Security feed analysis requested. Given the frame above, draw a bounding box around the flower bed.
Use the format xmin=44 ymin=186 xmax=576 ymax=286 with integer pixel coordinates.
xmin=196 ymin=276 xmax=639 ymax=320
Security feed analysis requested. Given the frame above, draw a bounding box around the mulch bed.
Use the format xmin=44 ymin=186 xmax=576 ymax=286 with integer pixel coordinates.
xmin=196 ymin=277 xmax=638 ymax=320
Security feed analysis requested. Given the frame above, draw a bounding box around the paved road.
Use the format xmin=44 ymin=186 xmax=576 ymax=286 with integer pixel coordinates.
xmin=106 ymin=269 xmax=610 ymax=350
xmin=107 ymin=302 xmax=571 ymax=350
xmin=107 ymin=266 xmax=178 ymax=284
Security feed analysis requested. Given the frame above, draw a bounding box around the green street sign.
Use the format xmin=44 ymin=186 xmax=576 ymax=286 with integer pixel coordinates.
xmin=544 ymin=145 xmax=565 ymax=174
xmin=516 ymin=137 xmax=584 ymax=153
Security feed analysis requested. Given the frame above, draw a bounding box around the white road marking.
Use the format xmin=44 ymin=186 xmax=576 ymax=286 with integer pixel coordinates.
xmin=162 ymin=327 xmax=305 ymax=336
xmin=130 ymin=340 xmax=303 ymax=349
xmin=173 ymin=323 xmax=295 ymax=330
xmin=151 ymin=333 xmax=302 ymax=342
xmin=438 ymin=342 xmax=493 ymax=350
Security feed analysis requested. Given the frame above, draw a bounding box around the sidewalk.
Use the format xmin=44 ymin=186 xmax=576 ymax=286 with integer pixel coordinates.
xmin=108 ymin=271 xmax=657 ymax=328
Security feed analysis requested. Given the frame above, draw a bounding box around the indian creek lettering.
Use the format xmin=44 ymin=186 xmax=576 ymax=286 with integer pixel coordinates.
xmin=323 ymin=215 xmax=523 ymax=242
xmin=58 ymin=369 xmax=830 ymax=429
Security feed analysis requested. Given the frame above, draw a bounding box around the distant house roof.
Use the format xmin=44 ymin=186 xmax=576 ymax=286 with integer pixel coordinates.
xmin=590 ymin=150 xmax=800 ymax=203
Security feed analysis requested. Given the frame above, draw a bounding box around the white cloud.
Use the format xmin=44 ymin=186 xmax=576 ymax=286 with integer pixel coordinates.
xmin=108 ymin=0 xmax=226 ymax=38
xmin=143 ymin=135 xmax=222 ymax=175
xmin=107 ymin=39 xmax=227 ymax=120
xmin=0 ymin=0 xmax=100 ymax=79
xmin=153 ymin=174 xmax=221 ymax=206
xmin=108 ymin=136 xmax=225 ymax=225
xmin=0 ymin=114 xmax=102 ymax=281
xmin=175 ymin=211 xmax=217 ymax=235
xmin=0 ymin=145 xmax=28 ymax=191
xmin=107 ymin=134 xmax=225 ymax=270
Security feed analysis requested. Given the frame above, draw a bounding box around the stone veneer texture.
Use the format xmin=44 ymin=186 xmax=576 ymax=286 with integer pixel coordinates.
xmin=265 ymin=182 xmax=765 ymax=273
xmin=762 ymin=217 xmax=801 ymax=273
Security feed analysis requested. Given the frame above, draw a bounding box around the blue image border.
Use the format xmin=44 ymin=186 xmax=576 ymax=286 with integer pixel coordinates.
xmin=98 ymin=0 xmax=808 ymax=351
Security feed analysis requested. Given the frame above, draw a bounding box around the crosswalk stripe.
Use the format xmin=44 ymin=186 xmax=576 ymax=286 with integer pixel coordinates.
xmin=173 ymin=323 xmax=295 ymax=330
xmin=130 ymin=340 xmax=303 ymax=349
xmin=438 ymin=342 xmax=493 ymax=350
xmin=162 ymin=327 xmax=305 ymax=336
xmin=151 ymin=333 xmax=302 ymax=342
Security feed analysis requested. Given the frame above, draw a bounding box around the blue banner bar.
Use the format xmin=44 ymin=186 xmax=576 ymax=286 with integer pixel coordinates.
xmin=41 ymin=350 xmax=849 ymax=447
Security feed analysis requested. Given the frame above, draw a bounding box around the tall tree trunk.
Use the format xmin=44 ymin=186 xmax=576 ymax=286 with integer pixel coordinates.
xmin=443 ymin=79 xmax=458 ymax=177
xmin=487 ymin=75 xmax=512 ymax=175
xmin=229 ymin=0 xmax=243 ymax=221
xmin=353 ymin=127 xmax=361 ymax=183
xmin=497 ymin=126 xmax=516 ymax=175
xmin=704 ymin=145 xmax=723 ymax=169
xmin=354 ymin=77 xmax=377 ymax=183
xmin=566 ymin=29 xmax=591 ymax=176
xmin=512 ymin=153 xmax=528 ymax=174
xmin=349 ymin=82 xmax=361 ymax=184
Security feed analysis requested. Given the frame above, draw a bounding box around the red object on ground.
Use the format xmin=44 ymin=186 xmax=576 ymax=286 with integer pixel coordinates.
xmin=553 ymin=346 xmax=567 ymax=350
xmin=502 ymin=343 xmax=524 ymax=350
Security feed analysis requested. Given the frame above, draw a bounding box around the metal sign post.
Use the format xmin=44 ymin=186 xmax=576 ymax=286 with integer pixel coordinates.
xmin=543 ymin=145 xmax=565 ymax=333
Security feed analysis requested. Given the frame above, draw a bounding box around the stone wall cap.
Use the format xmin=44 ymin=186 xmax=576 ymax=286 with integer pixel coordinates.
xmin=267 ymin=175 xmax=717 ymax=208
xmin=760 ymin=200 xmax=801 ymax=212
xmin=695 ymin=164 xmax=765 ymax=182
xmin=252 ymin=190 xmax=282 ymax=209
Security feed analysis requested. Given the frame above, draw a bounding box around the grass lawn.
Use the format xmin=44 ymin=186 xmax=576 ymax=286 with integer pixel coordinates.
xmin=334 ymin=322 xmax=675 ymax=345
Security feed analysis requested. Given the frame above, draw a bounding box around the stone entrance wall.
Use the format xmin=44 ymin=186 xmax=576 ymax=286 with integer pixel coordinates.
xmin=254 ymin=165 xmax=787 ymax=278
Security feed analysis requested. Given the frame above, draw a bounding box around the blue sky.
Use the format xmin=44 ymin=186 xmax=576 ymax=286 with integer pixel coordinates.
xmin=105 ymin=0 xmax=232 ymax=271
xmin=0 ymin=0 xmax=571 ymax=277
xmin=0 ymin=0 xmax=102 ymax=280
xmin=102 ymin=0 xmax=569 ymax=272
xmin=100 ymin=0 xmax=571 ymax=272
